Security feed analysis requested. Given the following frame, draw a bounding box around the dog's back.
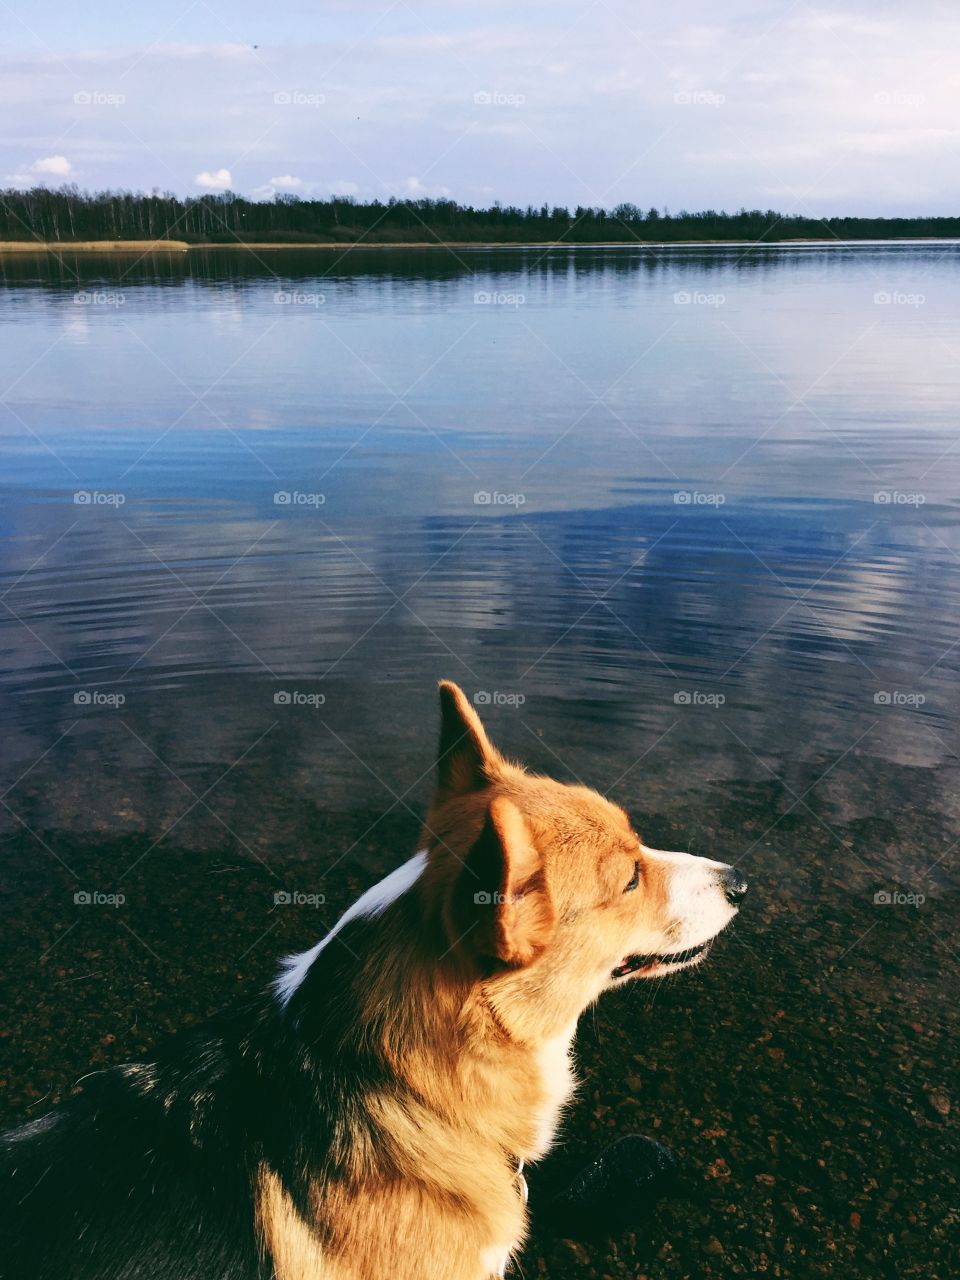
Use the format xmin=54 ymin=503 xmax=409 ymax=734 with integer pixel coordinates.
xmin=1 ymin=1015 xmax=266 ymax=1280
xmin=0 ymin=930 xmax=413 ymax=1280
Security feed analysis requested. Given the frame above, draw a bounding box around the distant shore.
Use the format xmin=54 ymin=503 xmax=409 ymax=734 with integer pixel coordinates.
xmin=2 ymin=236 xmax=960 ymax=254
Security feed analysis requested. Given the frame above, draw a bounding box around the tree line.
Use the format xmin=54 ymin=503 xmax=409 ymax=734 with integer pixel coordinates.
xmin=2 ymin=185 xmax=958 ymax=244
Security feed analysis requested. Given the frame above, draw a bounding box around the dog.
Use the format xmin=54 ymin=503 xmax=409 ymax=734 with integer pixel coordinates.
xmin=0 ymin=681 xmax=747 ymax=1279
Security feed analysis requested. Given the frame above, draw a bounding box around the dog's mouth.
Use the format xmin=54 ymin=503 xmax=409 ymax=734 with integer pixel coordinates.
xmin=611 ymin=940 xmax=711 ymax=980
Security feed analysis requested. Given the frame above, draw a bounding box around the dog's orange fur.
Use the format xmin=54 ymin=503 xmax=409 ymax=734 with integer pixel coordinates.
xmin=257 ymin=681 xmax=730 ymax=1279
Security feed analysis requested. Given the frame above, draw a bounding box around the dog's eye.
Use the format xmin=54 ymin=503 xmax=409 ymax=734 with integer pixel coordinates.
xmin=623 ymin=860 xmax=641 ymax=893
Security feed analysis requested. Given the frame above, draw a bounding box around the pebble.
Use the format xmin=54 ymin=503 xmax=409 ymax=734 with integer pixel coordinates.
xmin=926 ymin=1089 xmax=950 ymax=1118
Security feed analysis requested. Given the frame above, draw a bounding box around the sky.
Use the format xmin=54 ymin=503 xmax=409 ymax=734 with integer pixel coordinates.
xmin=1 ymin=0 xmax=958 ymax=214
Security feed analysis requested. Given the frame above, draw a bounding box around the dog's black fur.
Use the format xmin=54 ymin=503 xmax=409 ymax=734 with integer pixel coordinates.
xmin=0 ymin=914 xmax=390 ymax=1280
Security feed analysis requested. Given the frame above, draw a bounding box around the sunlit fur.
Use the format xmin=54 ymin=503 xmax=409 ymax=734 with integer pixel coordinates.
xmin=0 ymin=681 xmax=744 ymax=1280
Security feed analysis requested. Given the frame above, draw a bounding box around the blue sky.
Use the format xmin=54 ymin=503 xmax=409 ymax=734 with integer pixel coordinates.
xmin=1 ymin=0 xmax=957 ymax=213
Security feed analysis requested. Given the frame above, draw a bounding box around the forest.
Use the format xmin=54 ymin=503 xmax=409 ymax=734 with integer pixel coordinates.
xmin=2 ymin=186 xmax=958 ymax=244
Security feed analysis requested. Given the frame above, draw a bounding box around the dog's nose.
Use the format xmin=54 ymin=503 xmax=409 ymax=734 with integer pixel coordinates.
xmin=718 ymin=867 xmax=748 ymax=906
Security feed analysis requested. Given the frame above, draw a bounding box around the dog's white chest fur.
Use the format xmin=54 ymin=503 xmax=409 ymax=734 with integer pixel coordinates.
xmin=530 ymin=1023 xmax=578 ymax=1158
xmin=484 ymin=1028 xmax=577 ymax=1278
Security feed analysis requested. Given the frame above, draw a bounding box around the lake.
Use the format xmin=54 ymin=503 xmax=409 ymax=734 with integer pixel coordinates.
xmin=1 ymin=243 xmax=957 ymax=1278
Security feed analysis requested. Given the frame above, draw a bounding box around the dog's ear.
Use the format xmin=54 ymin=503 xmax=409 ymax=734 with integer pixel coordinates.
xmin=437 ymin=680 xmax=501 ymax=795
xmin=450 ymin=795 xmax=555 ymax=968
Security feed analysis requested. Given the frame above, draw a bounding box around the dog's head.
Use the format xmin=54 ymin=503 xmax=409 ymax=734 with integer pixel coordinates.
xmin=424 ymin=682 xmax=747 ymax=1036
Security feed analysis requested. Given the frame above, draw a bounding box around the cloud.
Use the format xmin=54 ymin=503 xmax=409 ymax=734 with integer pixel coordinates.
xmin=399 ymin=176 xmax=451 ymax=197
xmin=837 ymin=128 xmax=960 ymax=156
xmin=252 ymin=174 xmax=305 ymax=199
xmin=33 ymin=155 xmax=72 ymax=176
xmin=794 ymin=11 xmax=894 ymax=37
xmin=148 ymin=42 xmax=256 ymax=61
xmin=195 ymin=168 xmax=233 ymax=190
xmin=8 ymin=155 xmax=75 ymax=184
xmin=252 ymin=176 xmax=363 ymax=201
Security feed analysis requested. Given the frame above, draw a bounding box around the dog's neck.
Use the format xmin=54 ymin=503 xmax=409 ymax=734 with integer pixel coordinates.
xmin=296 ymin=884 xmax=578 ymax=1168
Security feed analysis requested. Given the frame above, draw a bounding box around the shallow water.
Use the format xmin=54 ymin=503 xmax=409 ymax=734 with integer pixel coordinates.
xmin=1 ymin=244 xmax=957 ymax=1277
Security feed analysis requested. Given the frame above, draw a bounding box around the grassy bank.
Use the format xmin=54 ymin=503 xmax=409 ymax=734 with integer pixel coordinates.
xmin=0 ymin=239 xmax=190 ymax=252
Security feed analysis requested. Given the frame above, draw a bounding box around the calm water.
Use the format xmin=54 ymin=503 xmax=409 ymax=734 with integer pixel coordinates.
xmin=1 ymin=245 xmax=958 ymax=1274
xmin=2 ymin=245 xmax=959 ymax=879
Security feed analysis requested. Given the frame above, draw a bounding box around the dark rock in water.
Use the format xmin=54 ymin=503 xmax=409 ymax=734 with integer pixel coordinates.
xmin=548 ymin=1135 xmax=682 ymax=1238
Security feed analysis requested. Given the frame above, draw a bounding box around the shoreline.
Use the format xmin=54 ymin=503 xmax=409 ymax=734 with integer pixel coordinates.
xmin=2 ymin=236 xmax=960 ymax=254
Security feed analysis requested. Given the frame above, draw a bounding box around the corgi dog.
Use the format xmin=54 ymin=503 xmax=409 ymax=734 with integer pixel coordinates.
xmin=0 ymin=681 xmax=746 ymax=1280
